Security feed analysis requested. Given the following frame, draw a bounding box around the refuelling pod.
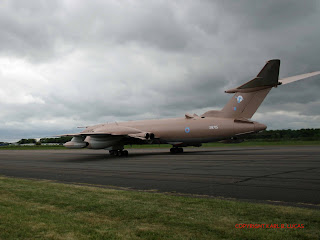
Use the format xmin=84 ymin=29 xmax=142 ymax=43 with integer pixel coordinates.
xmin=64 ymin=136 xmax=88 ymax=149
xmin=85 ymin=136 xmax=122 ymax=149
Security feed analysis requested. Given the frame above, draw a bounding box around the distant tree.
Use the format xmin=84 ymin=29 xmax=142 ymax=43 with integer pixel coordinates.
xmin=40 ymin=137 xmax=72 ymax=144
xmin=246 ymin=128 xmax=320 ymax=141
xmin=18 ymin=139 xmax=37 ymax=144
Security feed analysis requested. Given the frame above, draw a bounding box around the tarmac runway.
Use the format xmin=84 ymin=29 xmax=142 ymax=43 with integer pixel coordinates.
xmin=0 ymin=146 xmax=319 ymax=206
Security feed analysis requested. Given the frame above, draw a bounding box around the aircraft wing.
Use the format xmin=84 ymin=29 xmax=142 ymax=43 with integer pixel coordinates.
xmin=279 ymin=71 xmax=320 ymax=85
xmin=60 ymin=126 xmax=154 ymax=141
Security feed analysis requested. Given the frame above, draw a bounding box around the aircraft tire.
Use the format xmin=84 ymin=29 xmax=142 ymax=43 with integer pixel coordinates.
xmin=170 ymin=147 xmax=183 ymax=154
xmin=113 ymin=150 xmax=128 ymax=157
xmin=116 ymin=150 xmax=122 ymax=156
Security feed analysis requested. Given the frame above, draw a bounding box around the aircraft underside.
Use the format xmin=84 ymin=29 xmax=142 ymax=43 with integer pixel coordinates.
xmin=64 ymin=133 xmax=252 ymax=156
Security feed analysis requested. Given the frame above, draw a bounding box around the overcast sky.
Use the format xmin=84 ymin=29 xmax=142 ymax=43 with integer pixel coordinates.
xmin=1 ymin=0 xmax=320 ymax=142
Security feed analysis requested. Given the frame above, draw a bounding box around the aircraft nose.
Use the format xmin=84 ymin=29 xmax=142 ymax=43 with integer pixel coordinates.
xmin=254 ymin=122 xmax=267 ymax=132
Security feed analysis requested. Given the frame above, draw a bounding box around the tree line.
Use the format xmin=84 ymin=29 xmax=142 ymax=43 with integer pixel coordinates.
xmin=245 ymin=128 xmax=320 ymax=141
xmin=18 ymin=137 xmax=72 ymax=144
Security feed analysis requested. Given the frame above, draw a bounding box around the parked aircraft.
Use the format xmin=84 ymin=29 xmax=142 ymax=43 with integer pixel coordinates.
xmin=63 ymin=59 xmax=320 ymax=155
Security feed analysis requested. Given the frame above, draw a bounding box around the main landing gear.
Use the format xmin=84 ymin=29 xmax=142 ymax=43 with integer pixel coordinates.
xmin=109 ymin=150 xmax=128 ymax=157
xmin=170 ymin=147 xmax=183 ymax=154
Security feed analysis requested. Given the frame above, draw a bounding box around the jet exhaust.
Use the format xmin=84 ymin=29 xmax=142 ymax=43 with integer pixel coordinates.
xmin=144 ymin=133 xmax=155 ymax=140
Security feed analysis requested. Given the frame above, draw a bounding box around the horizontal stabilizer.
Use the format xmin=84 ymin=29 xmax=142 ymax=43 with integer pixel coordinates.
xmin=225 ymin=59 xmax=280 ymax=93
xmin=279 ymin=71 xmax=320 ymax=85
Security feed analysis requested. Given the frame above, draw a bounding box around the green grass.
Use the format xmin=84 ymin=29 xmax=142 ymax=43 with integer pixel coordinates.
xmin=0 ymin=176 xmax=319 ymax=240
xmin=0 ymin=145 xmax=66 ymax=150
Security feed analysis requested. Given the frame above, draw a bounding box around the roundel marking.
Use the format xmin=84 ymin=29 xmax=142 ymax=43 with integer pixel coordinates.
xmin=185 ymin=127 xmax=190 ymax=133
xmin=236 ymin=95 xmax=244 ymax=103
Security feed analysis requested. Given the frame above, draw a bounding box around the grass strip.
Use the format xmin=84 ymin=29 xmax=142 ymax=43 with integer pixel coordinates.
xmin=0 ymin=176 xmax=319 ymax=239
xmin=0 ymin=145 xmax=66 ymax=150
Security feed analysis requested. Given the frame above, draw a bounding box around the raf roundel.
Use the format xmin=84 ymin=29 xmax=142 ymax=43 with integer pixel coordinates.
xmin=185 ymin=127 xmax=190 ymax=133
xmin=236 ymin=95 xmax=244 ymax=103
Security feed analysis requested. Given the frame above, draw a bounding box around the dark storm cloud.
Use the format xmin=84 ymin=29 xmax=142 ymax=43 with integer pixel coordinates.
xmin=216 ymin=1 xmax=318 ymax=29
xmin=0 ymin=0 xmax=192 ymax=61
xmin=0 ymin=0 xmax=320 ymax=140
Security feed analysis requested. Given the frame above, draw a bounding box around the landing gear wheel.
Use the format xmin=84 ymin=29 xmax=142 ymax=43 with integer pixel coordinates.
xmin=111 ymin=150 xmax=129 ymax=157
xmin=116 ymin=150 xmax=122 ymax=156
xmin=170 ymin=147 xmax=183 ymax=154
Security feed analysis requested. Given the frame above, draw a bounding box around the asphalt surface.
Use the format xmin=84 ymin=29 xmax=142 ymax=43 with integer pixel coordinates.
xmin=0 ymin=146 xmax=319 ymax=206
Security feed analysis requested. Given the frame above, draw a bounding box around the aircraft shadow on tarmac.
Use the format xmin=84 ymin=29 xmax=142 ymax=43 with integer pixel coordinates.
xmin=60 ymin=148 xmax=263 ymax=162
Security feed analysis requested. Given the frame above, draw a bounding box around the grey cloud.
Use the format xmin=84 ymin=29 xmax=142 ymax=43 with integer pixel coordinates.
xmin=0 ymin=0 xmax=193 ymax=61
xmin=215 ymin=0 xmax=319 ymax=30
xmin=0 ymin=0 xmax=319 ymax=140
xmin=0 ymin=1 xmax=62 ymax=61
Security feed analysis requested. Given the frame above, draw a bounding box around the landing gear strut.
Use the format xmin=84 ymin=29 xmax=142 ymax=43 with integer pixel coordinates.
xmin=170 ymin=147 xmax=183 ymax=154
xmin=109 ymin=150 xmax=128 ymax=157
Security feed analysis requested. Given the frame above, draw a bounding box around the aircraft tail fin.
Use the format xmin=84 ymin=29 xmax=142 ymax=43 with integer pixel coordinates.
xmin=201 ymin=59 xmax=319 ymax=119
xmin=220 ymin=59 xmax=280 ymax=119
